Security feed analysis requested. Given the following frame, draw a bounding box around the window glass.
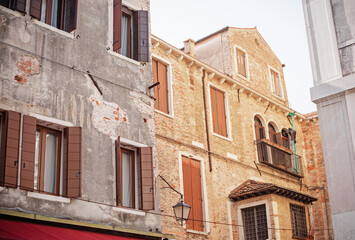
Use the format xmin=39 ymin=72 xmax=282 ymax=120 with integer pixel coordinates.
xmin=44 ymin=132 xmax=58 ymax=193
xmin=121 ymin=13 xmax=131 ymax=57
xmin=34 ymin=129 xmax=41 ymax=190
xmin=122 ymin=150 xmax=133 ymax=207
xmin=40 ymin=0 xmax=47 ymax=22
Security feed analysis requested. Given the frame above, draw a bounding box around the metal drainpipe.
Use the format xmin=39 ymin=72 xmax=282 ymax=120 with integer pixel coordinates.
xmin=288 ymin=112 xmax=298 ymax=174
xmin=202 ymin=70 xmax=212 ymax=172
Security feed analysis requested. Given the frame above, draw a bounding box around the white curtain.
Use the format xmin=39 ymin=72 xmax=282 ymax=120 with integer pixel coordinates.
xmin=44 ymin=132 xmax=57 ymax=194
xmin=121 ymin=15 xmax=130 ymax=57
xmin=122 ymin=152 xmax=132 ymax=207
xmin=40 ymin=0 xmax=47 ymax=22
xmin=34 ymin=130 xmax=41 ymax=190
xmin=51 ymin=0 xmax=59 ymax=28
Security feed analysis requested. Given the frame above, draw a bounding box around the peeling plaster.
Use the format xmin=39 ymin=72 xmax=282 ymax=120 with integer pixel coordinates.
xmin=90 ymin=93 xmax=128 ymax=140
xmin=14 ymin=55 xmax=40 ymax=84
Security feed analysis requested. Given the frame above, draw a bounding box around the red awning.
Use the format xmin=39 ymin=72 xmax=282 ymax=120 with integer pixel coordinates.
xmin=0 ymin=219 xmax=145 ymax=240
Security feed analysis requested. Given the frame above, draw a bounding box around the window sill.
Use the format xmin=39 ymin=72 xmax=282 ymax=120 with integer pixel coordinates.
xmin=27 ymin=192 xmax=71 ymax=203
xmin=271 ymin=92 xmax=286 ymax=102
xmin=33 ymin=20 xmax=75 ymax=39
xmin=236 ymin=73 xmax=250 ymax=81
xmin=112 ymin=206 xmax=146 ymax=216
xmin=212 ymin=132 xmax=232 ymax=142
xmin=154 ymin=109 xmax=173 ymax=119
xmin=107 ymin=50 xmax=141 ymax=66
xmin=186 ymin=229 xmax=208 ymax=236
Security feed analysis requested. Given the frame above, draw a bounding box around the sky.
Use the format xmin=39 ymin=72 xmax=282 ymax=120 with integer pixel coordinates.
xmin=150 ymin=0 xmax=317 ymax=114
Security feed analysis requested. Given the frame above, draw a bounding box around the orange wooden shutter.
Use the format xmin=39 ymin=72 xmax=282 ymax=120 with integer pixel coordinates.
xmin=20 ymin=115 xmax=36 ymax=190
xmin=115 ymin=137 xmax=121 ymax=206
xmin=113 ymin=0 xmax=122 ymax=52
xmin=30 ymin=0 xmax=42 ymax=20
xmin=158 ymin=61 xmax=168 ymax=113
xmin=210 ymin=87 xmax=219 ymax=134
xmin=140 ymin=147 xmax=154 ymax=210
xmin=0 ymin=111 xmax=20 ymax=188
xmin=215 ymin=88 xmax=227 ymax=137
xmin=64 ymin=127 xmax=81 ymax=197
xmin=182 ymin=156 xmax=203 ymax=231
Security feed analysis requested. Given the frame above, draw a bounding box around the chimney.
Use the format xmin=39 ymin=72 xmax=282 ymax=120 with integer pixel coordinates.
xmin=183 ymin=39 xmax=196 ymax=57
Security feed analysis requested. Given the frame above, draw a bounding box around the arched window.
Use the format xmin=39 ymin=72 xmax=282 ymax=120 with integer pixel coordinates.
xmin=254 ymin=117 xmax=265 ymax=140
xmin=254 ymin=116 xmax=267 ymax=163
xmin=268 ymin=123 xmax=277 ymax=143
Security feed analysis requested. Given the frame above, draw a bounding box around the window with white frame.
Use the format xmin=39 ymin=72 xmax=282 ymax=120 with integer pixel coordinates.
xmin=241 ymin=204 xmax=269 ymax=240
xmin=210 ymin=86 xmax=228 ymax=138
xmin=152 ymin=58 xmax=172 ymax=115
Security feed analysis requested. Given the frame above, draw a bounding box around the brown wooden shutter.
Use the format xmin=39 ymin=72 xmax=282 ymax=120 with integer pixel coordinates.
xmin=140 ymin=147 xmax=154 ymax=210
xmin=20 ymin=115 xmax=36 ymax=190
xmin=137 ymin=10 xmax=149 ymax=62
xmin=115 ymin=137 xmax=121 ymax=206
xmin=113 ymin=0 xmax=122 ymax=52
xmin=14 ymin=0 xmax=26 ymax=13
xmin=236 ymin=48 xmax=246 ymax=77
xmin=63 ymin=0 xmax=77 ymax=32
xmin=64 ymin=127 xmax=81 ymax=198
xmin=182 ymin=156 xmax=204 ymax=231
xmin=0 ymin=111 xmax=20 ymax=188
xmin=30 ymin=0 xmax=42 ymax=20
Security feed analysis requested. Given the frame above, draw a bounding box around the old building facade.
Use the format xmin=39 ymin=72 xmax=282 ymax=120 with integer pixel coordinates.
xmin=152 ymin=27 xmax=332 ymax=240
xmin=0 ymin=0 xmax=169 ymax=239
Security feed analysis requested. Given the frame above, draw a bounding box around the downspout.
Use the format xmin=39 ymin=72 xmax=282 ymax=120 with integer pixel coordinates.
xmin=288 ymin=112 xmax=298 ymax=174
xmin=202 ymin=70 xmax=212 ymax=172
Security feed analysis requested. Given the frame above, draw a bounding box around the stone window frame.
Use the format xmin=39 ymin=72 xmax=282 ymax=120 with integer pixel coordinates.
xmin=237 ymin=199 xmax=272 ymax=240
xmin=178 ymin=151 xmax=210 ymax=234
xmin=151 ymin=53 xmax=174 ymax=118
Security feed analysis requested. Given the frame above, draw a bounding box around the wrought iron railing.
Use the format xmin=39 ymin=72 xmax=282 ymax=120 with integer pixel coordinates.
xmin=255 ymin=139 xmax=303 ymax=177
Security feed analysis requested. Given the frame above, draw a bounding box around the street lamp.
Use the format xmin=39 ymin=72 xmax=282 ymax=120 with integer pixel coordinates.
xmin=159 ymin=175 xmax=191 ymax=226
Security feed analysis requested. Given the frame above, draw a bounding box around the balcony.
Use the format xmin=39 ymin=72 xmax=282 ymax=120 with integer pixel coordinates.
xmin=255 ymin=139 xmax=303 ymax=177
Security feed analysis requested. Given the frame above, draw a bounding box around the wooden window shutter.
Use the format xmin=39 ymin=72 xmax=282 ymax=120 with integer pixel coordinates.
xmin=30 ymin=0 xmax=42 ymax=20
xmin=14 ymin=0 xmax=26 ymax=13
xmin=115 ymin=137 xmax=121 ymax=206
xmin=182 ymin=157 xmax=204 ymax=231
xmin=64 ymin=127 xmax=81 ymax=198
xmin=63 ymin=0 xmax=77 ymax=33
xmin=134 ymin=10 xmax=149 ymax=62
xmin=236 ymin=48 xmax=246 ymax=77
xmin=152 ymin=59 xmax=160 ymax=110
xmin=156 ymin=61 xmax=168 ymax=113
xmin=210 ymin=87 xmax=219 ymax=134
xmin=0 ymin=111 xmax=20 ymax=188
xmin=113 ymin=0 xmax=122 ymax=52
xmin=20 ymin=115 xmax=36 ymax=190
xmin=140 ymin=147 xmax=154 ymax=210
xmin=216 ymin=88 xmax=227 ymax=137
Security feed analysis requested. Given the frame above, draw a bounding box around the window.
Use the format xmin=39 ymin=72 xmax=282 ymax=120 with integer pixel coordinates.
xmin=182 ymin=156 xmax=204 ymax=232
xmin=30 ymin=0 xmax=78 ymax=33
xmin=152 ymin=58 xmax=170 ymax=114
xmin=0 ymin=112 xmax=81 ymax=197
xmin=242 ymin=204 xmax=268 ymax=240
xmin=210 ymin=86 xmax=228 ymax=137
xmin=0 ymin=0 xmax=26 ymax=13
xmin=113 ymin=0 xmax=149 ymax=62
xmin=290 ymin=204 xmax=307 ymax=238
xmin=115 ymin=137 xmax=154 ymax=210
xmin=34 ymin=126 xmax=61 ymax=195
xmin=235 ymin=46 xmax=247 ymax=78
xmin=254 ymin=117 xmax=267 ymax=163
xmin=270 ymin=68 xmax=282 ymax=97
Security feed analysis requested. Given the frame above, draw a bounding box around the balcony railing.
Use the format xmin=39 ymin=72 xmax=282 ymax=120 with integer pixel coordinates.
xmin=255 ymin=139 xmax=303 ymax=177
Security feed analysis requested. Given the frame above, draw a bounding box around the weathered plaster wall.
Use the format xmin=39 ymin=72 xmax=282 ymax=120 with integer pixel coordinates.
xmin=153 ymin=39 xmax=316 ymax=239
xmin=0 ymin=0 xmax=161 ymax=234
